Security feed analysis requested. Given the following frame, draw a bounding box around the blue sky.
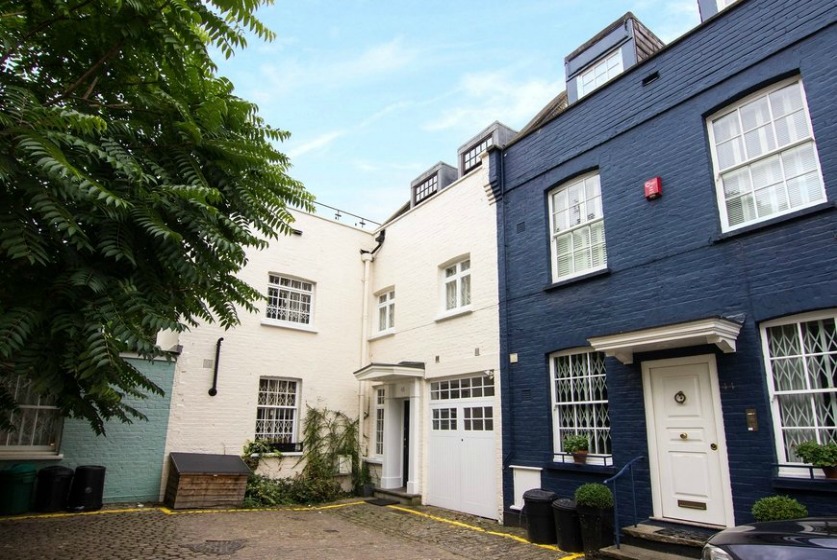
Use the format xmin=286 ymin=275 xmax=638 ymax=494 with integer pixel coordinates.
xmin=215 ymin=0 xmax=703 ymax=226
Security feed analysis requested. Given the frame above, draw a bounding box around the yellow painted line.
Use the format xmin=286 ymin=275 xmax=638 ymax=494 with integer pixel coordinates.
xmin=386 ymin=505 xmax=585 ymax=559
xmin=1 ymin=501 xmax=369 ymax=522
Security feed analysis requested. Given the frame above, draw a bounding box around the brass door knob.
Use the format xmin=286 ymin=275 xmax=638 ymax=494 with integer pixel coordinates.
xmin=710 ymin=443 xmax=718 ymax=450
xmin=680 ymin=433 xmax=688 ymax=440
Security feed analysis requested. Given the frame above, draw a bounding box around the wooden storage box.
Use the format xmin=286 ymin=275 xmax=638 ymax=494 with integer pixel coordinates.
xmin=165 ymin=452 xmax=250 ymax=509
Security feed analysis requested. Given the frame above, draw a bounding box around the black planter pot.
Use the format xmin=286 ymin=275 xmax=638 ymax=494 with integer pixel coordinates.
xmin=577 ymin=504 xmax=614 ymax=558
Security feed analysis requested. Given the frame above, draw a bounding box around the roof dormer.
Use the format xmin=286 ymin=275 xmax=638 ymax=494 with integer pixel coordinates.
xmin=565 ymin=13 xmax=664 ymax=104
xmin=456 ymin=122 xmax=517 ymax=176
xmin=410 ymin=162 xmax=458 ymax=208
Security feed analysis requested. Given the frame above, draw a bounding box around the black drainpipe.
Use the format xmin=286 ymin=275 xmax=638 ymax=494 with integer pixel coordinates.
xmin=209 ymin=337 xmax=223 ymax=396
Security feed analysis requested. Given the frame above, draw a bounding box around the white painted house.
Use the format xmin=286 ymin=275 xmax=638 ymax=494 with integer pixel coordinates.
xmin=161 ymin=122 xmax=516 ymax=521
xmin=355 ymin=122 xmax=515 ymax=520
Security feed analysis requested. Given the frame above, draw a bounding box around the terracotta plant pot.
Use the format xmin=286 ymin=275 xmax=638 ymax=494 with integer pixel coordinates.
xmin=572 ymin=451 xmax=588 ymax=464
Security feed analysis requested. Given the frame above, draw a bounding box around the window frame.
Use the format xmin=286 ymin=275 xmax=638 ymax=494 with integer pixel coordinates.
xmin=413 ymin=173 xmax=439 ymax=205
xmin=264 ymin=273 xmax=316 ymax=330
xmin=706 ymin=77 xmax=826 ymax=233
xmin=0 ymin=375 xmax=62 ymax=457
xmin=760 ymin=309 xmax=837 ymax=478
xmin=255 ymin=377 xmax=301 ymax=447
xmin=462 ymin=135 xmax=494 ymax=174
xmin=549 ymin=349 xmax=611 ymax=464
xmin=578 ymin=49 xmax=624 ymax=99
xmin=439 ymin=256 xmax=472 ymax=318
xmin=548 ymin=172 xmax=607 ymax=282
xmin=374 ymin=387 xmax=385 ymax=457
xmin=376 ymin=288 xmax=395 ymax=334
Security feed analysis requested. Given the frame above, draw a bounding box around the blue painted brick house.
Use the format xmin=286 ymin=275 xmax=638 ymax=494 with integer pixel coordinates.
xmin=493 ymin=0 xmax=836 ymax=529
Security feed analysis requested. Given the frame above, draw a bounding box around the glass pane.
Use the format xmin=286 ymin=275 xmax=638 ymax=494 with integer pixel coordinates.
xmin=716 ymin=137 xmax=745 ymax=170
xmin=753 ymin=181 xmax=788 ymax=218
xmin=771 ymin=358 xmax=807 ymax=392
xmin=774 ymin=111 xmax=810 ymax=147
xmin=768 ymin=324 xmax=801 ymax=358
xmin=769 ymin=82 xmax=804 ymax=119
xmin=712 ymin=111 xmax=740 ymax=143
xmin=778 ymin=394 xmax=814 ymax=428
xmin=460 ymin=275 xmax=471 ymax=306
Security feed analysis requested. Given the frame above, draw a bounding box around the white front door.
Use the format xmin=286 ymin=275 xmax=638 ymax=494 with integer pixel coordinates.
xmin=426 ymin=376 xmax=497 ymax=518
xmin=642 ymin=355 xmax=734 ymax=527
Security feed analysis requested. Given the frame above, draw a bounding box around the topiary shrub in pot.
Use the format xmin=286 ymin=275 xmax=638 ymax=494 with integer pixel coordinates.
xmin=794 ymin=441 xmax=837 ymax=479
xmin=575 ymin=483 xmax=614 ymax=558
xmin=751 ymin=495 xmax=808 ymax=522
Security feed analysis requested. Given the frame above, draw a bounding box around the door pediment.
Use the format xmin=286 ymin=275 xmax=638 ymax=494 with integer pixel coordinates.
xmin=354 ymin=362 xmax=425 ymax=382
xmin=588 ymin=317 xmax=743 ymax=365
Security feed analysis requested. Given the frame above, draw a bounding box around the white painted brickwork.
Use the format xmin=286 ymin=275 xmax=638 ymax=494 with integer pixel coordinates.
xmin=161 ymin=211 xmax=373 ymax=495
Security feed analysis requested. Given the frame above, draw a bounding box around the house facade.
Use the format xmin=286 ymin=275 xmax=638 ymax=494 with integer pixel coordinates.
xmin=161 ymin=210 xmax=373 ymax=486
xmin=356 ymin=122 xmax=514 ymax=519
xmin=494 ymin=0 xmax=836 ymax=528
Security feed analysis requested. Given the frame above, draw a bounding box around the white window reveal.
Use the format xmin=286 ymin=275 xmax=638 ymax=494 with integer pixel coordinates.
xmin=255 ymin=377 xmax=300 ymax=445
xmin=578 ymin=49 xmax=624 ymax=98
xmin=266 ymin=274 xmax=314 ymax=327
xmin=0 ymin=375 xmax=62 ymax=455
xmin=443 ymin=258 xmax=471 ymax=313
xmin=549 ymin=173 xmax=606 ymax=281
xmin=761 ymin=311 xmax=836 ymax=476
xmin=707 ymin=78 xmax=825 ymax=232
xmin=462 ymin=136 xmax=493 ymax=174
xmin=550 ymin=350 xmax=611 ymax=462
xmin=377 ymin=289 xmax=395 ymax=333
xmin=375 ymin=388 xmax=385 ymax=456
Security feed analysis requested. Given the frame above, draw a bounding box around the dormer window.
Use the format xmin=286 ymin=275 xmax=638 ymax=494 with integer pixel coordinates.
xmin=462 ymin=136 xmax=493 ymax=174
xmin=578 ymin=50 xmax=623 ymax=99
xmin=413 ymin=173 xmax=438 ymax=205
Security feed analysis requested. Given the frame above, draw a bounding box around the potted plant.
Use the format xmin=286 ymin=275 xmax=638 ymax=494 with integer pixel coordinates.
xmin=563 ymin=434 xmax=589 ymax=464
xmin=575 ymin=482 xmax=614 ymax=558
xmin=242 ymin=439 xmax=278 ymax=472
xmin=751 ymin=495 xmax=808 ymax=522
xmin=794 ymin=440 xmax=837 ymax=479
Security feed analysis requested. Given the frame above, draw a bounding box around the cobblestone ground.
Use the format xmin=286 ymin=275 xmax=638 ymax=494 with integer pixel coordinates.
xmin=0 ymin=501 xmax=580 ymax=560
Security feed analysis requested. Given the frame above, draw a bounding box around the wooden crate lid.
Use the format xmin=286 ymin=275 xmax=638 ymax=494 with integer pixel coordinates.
xmin=169 ymin=452 xmax=250 ymax=475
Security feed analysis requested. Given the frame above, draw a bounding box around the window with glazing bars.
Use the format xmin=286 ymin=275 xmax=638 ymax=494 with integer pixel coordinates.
xmin=266 ymin=275 xmax=313 ymax=325
xmin=762 ymin=312 xmax=836 ymax=466
xmin=549 ymin=173 xmax=606 ymax=281
xmin=255 ymin=378 xmax=299 ymax=443
xmin=430 ymin=375 xmax=494 ymax=401
xmin=706 ymin=78 xmax=825 ymax=232
xmin=462 ymin=136 xmax=494 ymax=173
xmin=377 ymin=290 xmax=395 ymax=332
xmin=414 ymin=174 xmax=438 ymax=205
xmin=0 ymin=375 xmax=61 ymax=453
xmin=550 ymin=350 xmax=611 ymax=456
xmin=375 ymin=388 xmax=385 ymax=455
xmin=443 ymin=259 xmax=471 ymax=311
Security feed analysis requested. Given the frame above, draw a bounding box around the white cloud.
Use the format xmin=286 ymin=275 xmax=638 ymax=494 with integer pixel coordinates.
xmin=288 ymin=130 xmax=346 ymax=158
xmin=422 ymin=70 xmax=563 ymax=132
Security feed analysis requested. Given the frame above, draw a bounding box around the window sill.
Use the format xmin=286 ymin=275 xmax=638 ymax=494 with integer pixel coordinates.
xmin=772 ymin=477 xmax=837 ymax=494
xmin=435 ymin=307 xmax=473 ymax=323
xmin=545 ymin=460 xmax=616 ymax=475
xmin=363 ymin=457 xmax=383 ymax=465
xmin=712 ymin=201 xmax=835 ymax=243
xmin=260 ymin=319 xmax=318 ymax=334
xmin=368 ymin=330 xmax=395 ymax=341
xmin=545 ymin=267 xmax=610 ymax=291
xmin=0 ymin=452 xmax=63 ymax=461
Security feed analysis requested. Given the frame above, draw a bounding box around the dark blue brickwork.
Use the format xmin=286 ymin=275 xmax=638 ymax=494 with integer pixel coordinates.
xmin=498 ymin=0 xmax=837 ymax=527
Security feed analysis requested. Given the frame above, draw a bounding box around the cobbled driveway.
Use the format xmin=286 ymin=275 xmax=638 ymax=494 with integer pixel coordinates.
xmin=0 ymin=501 xmax=582 ymax=560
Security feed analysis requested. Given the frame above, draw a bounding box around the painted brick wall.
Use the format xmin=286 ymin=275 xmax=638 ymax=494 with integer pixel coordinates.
xmin=56 ymin=357 xmax=176 ymax=503
xmin=161 ymin=211 xmax=373 ymax=496
xmin=498 ymin=0 xmax=837 ymax=525
xmin=367 ymin=157 xmax=503 ymax=516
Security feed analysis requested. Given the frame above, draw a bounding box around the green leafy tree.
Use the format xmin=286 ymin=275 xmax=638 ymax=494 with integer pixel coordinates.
xmin=0 ymin=0 xmax=313 ymax=434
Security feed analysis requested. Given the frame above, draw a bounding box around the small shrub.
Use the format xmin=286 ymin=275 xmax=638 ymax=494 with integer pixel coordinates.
xmin=794 ymin=441 xmax=837 ymax=467
xmin=751 ymin=495 xmax=808 ymax=522
xmin=575 ymin=483 xmax=614 ymax=509
xmin=563 ymin=434 xmax=589 ymax=453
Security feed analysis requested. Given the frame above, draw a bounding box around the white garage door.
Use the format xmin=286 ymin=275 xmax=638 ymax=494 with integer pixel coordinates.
xmin=426 ymin=375 xmax=497 ymax=518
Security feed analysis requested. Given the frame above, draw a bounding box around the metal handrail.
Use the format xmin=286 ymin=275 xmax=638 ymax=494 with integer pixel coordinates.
xmin=604 ymin=456 xmax=644 ymax=549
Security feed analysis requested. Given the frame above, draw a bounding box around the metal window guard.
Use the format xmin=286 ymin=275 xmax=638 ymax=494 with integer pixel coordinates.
xmin=604 ymin=456 xmax=644 ymax=549
xmin=771 ymin=463 xmax=831 ymax=479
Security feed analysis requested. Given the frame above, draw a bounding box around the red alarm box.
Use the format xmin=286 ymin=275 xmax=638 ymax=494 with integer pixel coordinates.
xmin=644 ymin=177 xmax=662 ymax=199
